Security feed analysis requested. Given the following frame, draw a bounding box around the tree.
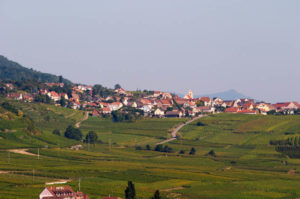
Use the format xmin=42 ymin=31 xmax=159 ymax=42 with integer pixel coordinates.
xmin=60 ymin=97 xmax=66 ymax=107
xmin=135 ymin=146 xmax=142 ymax=150
xmin=207 ymin=149 xmax=216 ymax=157
xmin=197 ymin=122 xmax=205 ymax=126
xmin=152 ymin=190 xmax=161 ymax=199
xmin=52 ymin=129 xmax=60 ymax=136
xmin=267 ymin=110 xmax=276 ymax=115
xmin=179 ymin=150 xmax=185 ymax=154
xmin=146 ymin=144 xmax=151 ymax=150
xmin=58 ymin=75 xmax=63 ymax=83
xmin=155 ymin=144 xmax=163 ymax=152
xmin=64 ymin=125 xmax=82 ymax=141
xmin=114 ymin=84 xmax=121 ymax=90
xmin=85 ymin=131 xmax=98 ymax=143
xmin=125 ymin=181 xmax=136 ymax=199
xmin=163 ymin=145 xmax=173 ymax=153
xmin=189 ymin=147 xmax=196 ymax=155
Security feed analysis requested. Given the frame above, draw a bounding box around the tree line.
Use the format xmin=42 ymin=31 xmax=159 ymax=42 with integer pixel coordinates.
xmin=270 ymin=136 xmax=300 ymax=158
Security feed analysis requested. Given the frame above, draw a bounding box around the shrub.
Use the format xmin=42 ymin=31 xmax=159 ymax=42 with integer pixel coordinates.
xmin=196 ymin=122 xmax=205 ymax=126
xmin=146 ymin=144 xmax=151 ymax=150
xmin=155 ymin=144 xmax=163 ymax=152
xmin=52 ymin=129 xmax=60 ymax=136
xmin=189 ymin=147 xmax=196 ymax=155
xmin=135 ymin=146 xmax=142 ymax=150
xmin=207 ymin=150 xmax=216 ymax=157
xmin=179 ymin=150 xmax=185 ymax=154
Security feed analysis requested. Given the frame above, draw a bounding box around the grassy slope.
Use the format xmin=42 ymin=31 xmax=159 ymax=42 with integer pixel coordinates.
xmin=0 ymin=103 xmax=300 ymax=198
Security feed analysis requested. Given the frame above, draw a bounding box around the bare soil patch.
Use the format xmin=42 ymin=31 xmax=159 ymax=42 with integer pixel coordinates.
xmin=8 ymin=149 xmax=38 ymax=156
xmin=160 ymin=187 xmax=184 ymax=192
xmin=288 ymin=169 xmax=296 ymax=175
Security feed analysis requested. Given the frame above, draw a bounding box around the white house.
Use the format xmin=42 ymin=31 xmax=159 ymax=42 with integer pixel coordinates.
xmin=108 ymin=102 xmax=123 ymax=111
xmin=154 ymin=108 xmax=165 ymax=117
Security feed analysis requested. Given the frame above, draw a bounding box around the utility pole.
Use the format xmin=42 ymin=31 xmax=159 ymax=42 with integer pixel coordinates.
xmin=78 ymin=178 xmax=81 ymax=191
xmin=38 ymin=148 xmax=40 ymax=160
xmin=32 ymin=169 xmax=35 ymax=183
xmin=109 ymin=138 xmax=112 ymax=152
xmin=8 ymin=151 xmax=10 ymax=163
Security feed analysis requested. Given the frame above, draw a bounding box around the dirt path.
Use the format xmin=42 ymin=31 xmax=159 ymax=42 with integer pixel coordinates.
xmin=75 ymin=112 xmax=89 ymax=128
xmin=65 ymin=112 xmax=76 ymax=119
xmin=8 ymin=149 xmax=38 ymax=156
xmin=156 ymin=115 xmax=207 ymax=145
xmin=45 ymin=179 xmax=72 ymax=185
xmin=160 ymin=187 xmax=184 ymax=192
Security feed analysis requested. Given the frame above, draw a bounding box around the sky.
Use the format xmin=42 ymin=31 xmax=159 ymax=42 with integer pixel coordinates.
xmin=0 ymin=0 xmax=299 ymax=102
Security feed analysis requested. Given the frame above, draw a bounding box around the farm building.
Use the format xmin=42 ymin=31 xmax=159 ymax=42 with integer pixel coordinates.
xmin=39 ymin=186 xmax=89 ymax=199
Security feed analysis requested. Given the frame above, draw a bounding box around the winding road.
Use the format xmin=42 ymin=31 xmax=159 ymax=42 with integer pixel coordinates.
xmin=156 ymin=115 xmax=207 ymax=145
xmin=75 ymin=112 xmax=89 ymax=128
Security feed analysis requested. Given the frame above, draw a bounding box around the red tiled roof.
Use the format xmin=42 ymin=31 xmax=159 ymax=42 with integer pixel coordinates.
xmin=200 ymin=97 xmax=211 ymax=102
xmin=225 ymin=107 xmax=240 ymax=113
xmin=238 ymin=109 xmax=256 ymax=114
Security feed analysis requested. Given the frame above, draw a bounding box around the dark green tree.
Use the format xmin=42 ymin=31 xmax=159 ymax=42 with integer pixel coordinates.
xmin=207 ymin=149 xmax=216 ymax=157
xmin=196 ymin=122 xmax=205 ymax=126
xmin=114 ymin=84 xmax=121 ymax=89
xmin=58 ymin=75 xmax=63 ymax=83
xmin=85 ymin=131 xmax=98 ymax=143
xmin=155 ymin=144 xmax=163 ymax=152
xmin=151 ymin=190 xmax=161 ymax=199
xmin=125 ymin=181 xmax=136 ymax=199
xmin=60 ymin=97 xmax=66 ymax=107
xmin=179 ymin=150 xmax=185 ymax=154
xmin=146 ymin=144 xmax=151 ymax=150
xmin=64 ymin=125 xmax=82 ymax=141
xmin=189 ymin=147 xmax=196 ymax=155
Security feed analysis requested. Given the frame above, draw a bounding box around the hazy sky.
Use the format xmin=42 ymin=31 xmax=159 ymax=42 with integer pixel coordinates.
xmin=0 ymin=1 xmax=299 ymax=102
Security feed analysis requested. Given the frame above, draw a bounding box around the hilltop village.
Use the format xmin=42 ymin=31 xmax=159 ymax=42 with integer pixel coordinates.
xmin=2 ymin=81 xmax=300 ymax=118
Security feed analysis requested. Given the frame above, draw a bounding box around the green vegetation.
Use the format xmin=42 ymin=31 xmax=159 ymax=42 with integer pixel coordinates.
xmin=151 ymin=190 xmax=161 ymax=199
xmin=1 ymin=103 xmax=300 ymax=198
xmin=64 ymin=125 xmax=82 ymax=141
xmin=125 ymin=181 xmax=136 ymax=199
xmin=85 ymin=131 xmax=98 ymax=143
xmin=0 ymin=55 xmax=71 ymax=84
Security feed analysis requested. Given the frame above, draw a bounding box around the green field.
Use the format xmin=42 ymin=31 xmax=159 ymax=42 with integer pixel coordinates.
xmin=1 ymin=101 xmax=300 ymax=198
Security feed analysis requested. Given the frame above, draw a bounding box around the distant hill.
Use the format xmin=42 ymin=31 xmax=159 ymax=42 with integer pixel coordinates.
xmin=0 ymin=55 xmax=72 ymax=84
xmin=196 ymin=89 xmax=252 ymax=100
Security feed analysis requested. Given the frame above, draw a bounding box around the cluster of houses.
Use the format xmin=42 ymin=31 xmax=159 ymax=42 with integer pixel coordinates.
xmin=39 ymin=186 xmax=121 ymax=199
xmin=4 ymin=82 xmax=300 ymax=117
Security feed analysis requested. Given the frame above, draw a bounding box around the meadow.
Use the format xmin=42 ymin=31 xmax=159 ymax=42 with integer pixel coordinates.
xmin=1 ymin=101 xmax=300 ymax=198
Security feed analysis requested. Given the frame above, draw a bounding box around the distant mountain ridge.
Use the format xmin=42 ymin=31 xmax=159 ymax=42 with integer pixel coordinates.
xmin=177 ymin=89 xmax=253 ymax=101
xmin=195 ymin=89 xmax=252 ymax=100
xmin=0 ymin=55 xmax=72 ymax=84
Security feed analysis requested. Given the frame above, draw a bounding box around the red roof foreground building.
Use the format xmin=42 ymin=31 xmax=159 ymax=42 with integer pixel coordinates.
xmin=225 ymin=107 xmax=240 ymax=113
xmin=39 ymin=186 xmax=89 ymax=199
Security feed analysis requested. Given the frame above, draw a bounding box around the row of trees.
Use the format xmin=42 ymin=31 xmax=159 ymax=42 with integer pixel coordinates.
xmin=136 ymin=145 xmax=217 ymax=157
xmin=275 ymin=146 xmax=300 ymax=158
xmin=53 ymin=126 xmax=98 ymax=143
xmin=270 ymin=136 xmax=300 ymax=146
xmin=136 ymin=144 xmax=198 ymax=155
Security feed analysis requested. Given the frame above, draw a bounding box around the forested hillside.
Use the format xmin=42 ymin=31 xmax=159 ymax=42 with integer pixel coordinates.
xmin=0 ymin=55 xmax=71 ymax=84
